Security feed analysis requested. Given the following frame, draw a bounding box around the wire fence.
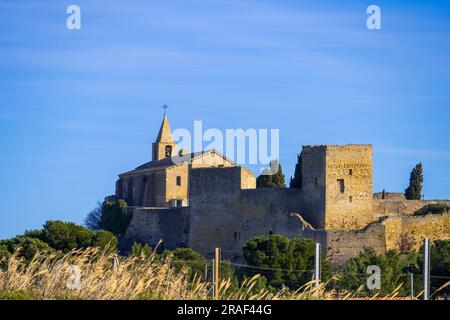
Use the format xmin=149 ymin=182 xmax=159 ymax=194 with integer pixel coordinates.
xmin=166 ymin=259 xmax=450 ymax=300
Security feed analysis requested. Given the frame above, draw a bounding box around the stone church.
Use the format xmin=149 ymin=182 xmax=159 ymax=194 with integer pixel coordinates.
xmin=114 ymin=113 xmax=450 ymax=265
xmin=116 ymin=113 xmax=238 ymax=208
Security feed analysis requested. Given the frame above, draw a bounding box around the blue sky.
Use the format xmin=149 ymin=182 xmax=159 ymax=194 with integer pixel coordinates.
xmin=0 ymin=0 xmax=449 ymax=238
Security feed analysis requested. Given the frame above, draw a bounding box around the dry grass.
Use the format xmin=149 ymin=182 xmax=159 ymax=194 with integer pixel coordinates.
xmin=0 ymin=249 xmax=448 ymax=300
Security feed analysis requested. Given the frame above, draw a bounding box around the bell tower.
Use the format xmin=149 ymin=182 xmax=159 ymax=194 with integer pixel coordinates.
xmin=152 ymin=109 xmax=178 ymax=161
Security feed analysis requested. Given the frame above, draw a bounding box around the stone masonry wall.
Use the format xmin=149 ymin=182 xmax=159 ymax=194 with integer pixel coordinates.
xmin=326 ymin=222 xmax=386 ymax=265
xmin=121 ymin=207 xmax=190 ymax=252
xmin=373 ymin=192 xmax=406 ymax=201
xmin=190 ymin=150 xmax=235 ymax=168
xmin=300 ymin=146 xmax=327 ymax=229
xmin=165 ymin=163 xmax=189 ymax=205
xmin=116 ymin=169 xmax=166 ymax=207
xmin=373 ymin=199 xmax=450 ymax=217
xmin=325 ymin=145 xmax=374 ymax=230
xmin=383 ymin=213 xmax=450 ymax=252
xmin=188 ymin=167 xmax=320 ymax=261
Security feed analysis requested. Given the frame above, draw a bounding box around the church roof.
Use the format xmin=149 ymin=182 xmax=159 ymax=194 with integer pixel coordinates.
xmin=119 ymin=149 xmax=234 ymax=177
xmin=155 ymin=113 xmax=174 ymax=143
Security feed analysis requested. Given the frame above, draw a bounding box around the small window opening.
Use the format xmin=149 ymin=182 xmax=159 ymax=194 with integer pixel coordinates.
xmin=337 ymin=179 xmax=345 ymax=193
xmin=176 ymin=176 xmax=181 ymax=186
xmin=165 ymin=145 xmax=172 ymax=157
xmin=349 ymin=196 xmax=353 ymax=203
xmin=349 ymin=169 xmax=353 ymax=176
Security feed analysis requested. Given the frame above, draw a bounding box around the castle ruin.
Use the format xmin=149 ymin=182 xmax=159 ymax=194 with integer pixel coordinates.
xmin=115 ymin=114 xmax=450 ymax=265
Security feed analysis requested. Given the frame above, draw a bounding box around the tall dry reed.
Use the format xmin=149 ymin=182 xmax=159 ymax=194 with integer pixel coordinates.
xmin=0 ymin=249 xmax=448 ymax=300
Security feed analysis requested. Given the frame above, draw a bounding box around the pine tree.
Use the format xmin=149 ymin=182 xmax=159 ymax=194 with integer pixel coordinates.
xmin=256 ymin=169 xmax=271 ymax=188
xmin=256 ymin=160 xmax=286 ymax=188
xmin=381 ymin=189 xmax=386 ymax=199
xmin=271 ymin=160 xmax=286 ymax=188
xmin=405 ymin=162 xmax=423 ymax=200
xmin=290 ymin=153 xmax=302 ymax=188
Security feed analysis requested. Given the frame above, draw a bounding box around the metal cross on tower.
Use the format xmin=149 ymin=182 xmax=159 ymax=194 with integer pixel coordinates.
xmin=162 ymin=104 xmax=168 ymax=113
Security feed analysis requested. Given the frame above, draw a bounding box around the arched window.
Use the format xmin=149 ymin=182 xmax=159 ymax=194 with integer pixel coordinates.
xmin=176 ymin=176 xmax=181 ymax=186
xmin=165 ymin=145 xmax=172 ymax=157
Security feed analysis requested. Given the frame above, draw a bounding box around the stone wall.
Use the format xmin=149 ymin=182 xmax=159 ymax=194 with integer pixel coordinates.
xmin=300 ymin=145 xmax=374 ymax=230
xmin=301 ymin=146 xmax=327 ymax=229
xmin=121 ymin=207 xmax=190 ymax=252
xmin=188 ymin=166 xmax=313 ymax=261
xmin=190 ymin=150 xmax=235 ymax=168
xmin=373 ymin=199 xmax=450 ymax=216
xmin=117 ymin=150 xmax=236 ymax=207
xmin=120 ymin=165 xmax=389 ymax=265
xmin=186 ymin=165 xmax=385 ymax=265
xmin=326 ymin=222 xmax=386 ymax=265
xmin=116 ymin=169 xmax=167 ymax=207
xmin=383 ymin=213 xmax=450 ymax=252
xmin=239 ymin=167 xmax=257 ymax=189
xmin=119 ymin=145 xmax=449 ymax=266
xmin=165 ymin=163 xmax=189 ymax=205
xmin=373 ymin=192 xmax=406 ymax=201
xmin=324 ymin=145 xmax=374 ymax=230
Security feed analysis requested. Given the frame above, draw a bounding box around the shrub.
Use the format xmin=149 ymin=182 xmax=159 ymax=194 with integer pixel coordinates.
xmin=242 ymin=234 xmax=331 ymax=290
xmin=93 ymin=230 xmax=118 ymax=252
xmin=100 ymin=199 xmax=132 ymax=236
xmin=38 ymin=221 xmax=95 ymax=252
xmin=24 ymin=221 xmax=117 ymax=253
xmin=337 ymin=248 xmax=419 ymax=295
xmin=418 ymin=240 xmax=450 ymax=297
xmin=414 ymin=203 xmax=450 ymax=216
xmin=256 ymin=160 xmax=286 ymax=188
xmin=0 ymin=236 xmax=55 ymax=262
xmin=130 ymin=242 xmax=152 ymax=257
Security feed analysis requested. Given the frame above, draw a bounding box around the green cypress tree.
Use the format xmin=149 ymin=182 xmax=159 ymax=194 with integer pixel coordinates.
xmin=290 ymin=153 xmax=302 ymax=188
xmin=405 ymin=162 xmax=423 ymax=200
